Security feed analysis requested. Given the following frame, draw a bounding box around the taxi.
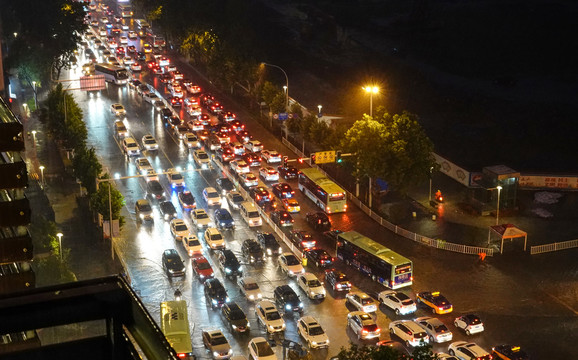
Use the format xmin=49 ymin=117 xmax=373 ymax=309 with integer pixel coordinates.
xmin=492 ymin=345 xmax=529 ymax=360
xmin=282 ymin=198 xmax=300 ymax=213
xmin=416 ymin=291 xmax=453 ymax=314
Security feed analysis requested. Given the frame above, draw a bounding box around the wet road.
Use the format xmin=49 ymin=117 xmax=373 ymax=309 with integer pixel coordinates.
xmin=68 ymin=11 xmax=578 ymax=359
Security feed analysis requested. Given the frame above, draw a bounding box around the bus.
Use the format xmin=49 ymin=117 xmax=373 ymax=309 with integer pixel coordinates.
xmin=298 ymin=168 xmax=347 ymax=213
xmin=160 ymin=300 xmax=193 ymax=359
xmin=337 ymin=231 xmax=413 ymax=289
xmin=118 ymin=4 xmax=133 ymax=18
xmin=135 ymin=19 xmax=151 ymax=37
xmin=94 ymin=64 xmax=129 ymax=85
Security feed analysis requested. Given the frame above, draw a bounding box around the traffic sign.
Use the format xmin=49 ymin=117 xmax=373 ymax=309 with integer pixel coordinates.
xmin=314 ymin=151 xmax=336 ymax=164
xmin=278 ymin=112 xmax=288 ymax=120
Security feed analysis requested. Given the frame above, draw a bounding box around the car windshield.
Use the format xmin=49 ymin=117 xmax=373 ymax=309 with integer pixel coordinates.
xmin=263 ymin=236 xmax=276 ymax=245
xmin=171 ymin=173 xmax=183 ymax=180
xmin=414 ymin=332 xmax=428 ymax=339
xmin=361 ymin=298 xmax=374 ymax=305
xmin=210 ymin=335 xmax=228 ymax=346
xmin=232 ymin=194 xmax=244 ymax=202
xmin=210 ymin=234 xmax=223 ymax=241
xmin=198 ymin=152 xmax=209 ymax=159
xmin=285 ymin=256 xmax=300 ymax=265
xmin=248 ymin=211 xmax=259 ymax=218
xmin=309 ymin=326 xmax=325 ymax=336
xmin=197 ymin=213 xmax=208 ymax=219
xmin=308 ymin=280 xmax=322 ymax=287
xmin=434 ymin=324 xmax=449 ymax=332
xmin=144 ymin=138 xmax=155 ymax=144
xmin=139 ymin=204 xmax=151 ymax=212
xmin=197 ymin=261 xmax=211 ymax=270
xmin=245 ymin=282 xmax=259 ymax=290
xmin=229 ymin=310 xmax=245 ymax=320
xmin=175 ymin=224 xmax=188 ymax=231
xmin=256 ymin=342 xmax=274 ymax=356
xmin=363 ymin=324 xmax=378 ymax=332
xmin=218 ymin=212 xmax=232 ymax=220
xmin=266 ymin=311 xmax=281 ymax=320
xmin=188 ymin=239 xmax=200 ymax=247
xmin=208 ymin=191 xmax=219 ymax=198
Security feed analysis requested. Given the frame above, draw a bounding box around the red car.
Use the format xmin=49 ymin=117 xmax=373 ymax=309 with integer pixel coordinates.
xmin=192 ymin=256 xmax=214 ymax=282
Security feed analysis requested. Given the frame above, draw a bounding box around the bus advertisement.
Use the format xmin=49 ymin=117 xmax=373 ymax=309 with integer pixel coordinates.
xmin=94 ymin=64 xmax=129 ymax=85
xmin=337 ymin=231 xmax=413 ymax=289
xmin=298 ymin=168 xmax=347 ymax=213
xmin=160 ymin=300 xmax=193 ymax=359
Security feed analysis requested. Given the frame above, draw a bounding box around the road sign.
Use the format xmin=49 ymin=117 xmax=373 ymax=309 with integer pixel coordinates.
xmin=278 ymin=112 xmax=288 ymax=120
xmin=80 ymin=75 xmax=105 ymax=91
xmin=314 ymin=151 xmax=336 ymax=164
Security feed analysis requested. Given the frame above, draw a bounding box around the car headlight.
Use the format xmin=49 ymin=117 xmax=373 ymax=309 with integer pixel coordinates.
xmin=299 ymin=302 xmax=303 ymax=308
xmin=139 ymin=214 xmax=145 ymax=219
xmin=213 ymin=352 xmax=219 ymax=357
xmin=232 ymin=325 xmax=237 ymax=330
xmin=231 ymin=221 xmax=235 ymax=225
xmin=288 ymin=270 xmax=294 ymax=275
xmin=257 ymin=293 xmax=262 ymax=299
xmin=228 ymin=349 xmax=233 ymax=355
xmin=226 ymin=297 xmax=230 ymax=303
xmin=267 ymin=249 xmax=272 ymax=255
xmin=168 ymin=269 xmax=175 ymax=273
xmin=199 ymin=274 xmax=205 ymax=279
xmin=311 ymin=341 xmax=317 ymax=345
xmin=225 ymin=268 xmax=231 ymax=273
xmin=221 ymin=223 xmax=225 ymax=226
xmin=208 ymin=222 xmax=214 ymax=227
xmin=282 ymin=323 xmax=286 ymax=330
xmin=249 ymin=295 xmax=254 ymax=300
xmin=278 ymin=247 xmax=283 ymax=253
xmin=285 ymin=304 xmax=291 ymax=310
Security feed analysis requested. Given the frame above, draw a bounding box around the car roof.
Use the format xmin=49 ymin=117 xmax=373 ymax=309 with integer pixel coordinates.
xmin=300 ymin=272 xmax=318 ymax=281
xmin=299 ymin=315 xmax=318 ymax=326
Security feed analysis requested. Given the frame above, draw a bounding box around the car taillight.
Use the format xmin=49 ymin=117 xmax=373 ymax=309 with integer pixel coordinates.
xmin=177 ymin=353 xmax=186 ymax=358
xmin=361 ymin=329 xmax=368 ymax=334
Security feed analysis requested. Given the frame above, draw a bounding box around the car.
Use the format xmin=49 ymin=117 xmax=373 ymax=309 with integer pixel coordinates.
xmin=347 ymin=311 xmax=381 ymax=340
xmin=135 ymin=199 xmax=154 ymax=223
xmin=159 ymin=201 xmax=178 ymax=221
xmin=389 ymin=320 xmax=429 ymax=347
xmin=244 ymin=140 xmax=263 ymax=153
xmin=167 ymin=168 xmax=185 ymax=188
xmin=160 ymin=107 xmax=173 ymax=121
xmin=204 ymin=227 xmax=225 ymax=250
xmin=188 ymin=119 xmax=205 ymax=132
xmin=289 ymin=230 xmax=315 ymax=249
xmin=143 ymin=92 xmax=161 ymax=104
xmin=169 ymin=96 xmax=183 ymax=107
xmin=226 ymin=191 xmax=245 ymax=210
xmin=261 ymin=150 xmax=282 ymax=164
xmin=122 ymin=55 xmax=133 ymax=65
xmin=203 ymin=187 xmax=222 ymax=206
xmin=170 ymin=85 xmax=184 ymax=98
xmin=178 ymin=191 xmax=196 ymax=210
xmin=229 ymin=160 xmax=250 ymax=175
xmin=278 ymin=252 xmax=304 ymax=277
xmin=122 ymin=137 xmax=141 ymax=156
xmin=135 ymin=157 xmax=155 ymax=177
xmin=238 ymin=276 xmax=263 ymax=301
xmin=241 ymin=239 xmax=265 ymax=263
xmin=297 ymin=316 xmax=329 ymax=349
xmin=378 ymin=290 xmax=417 ymax=315
xmin=186 ymin=83 xmax=202 ymax=94
xmin=346 ymin=292 xmax=378 ymax=313
xmin=128 ymin=79 xmax=142 ymax=90
xmin=249 ymin=187 xmax=271 ymax=206
xmin=256 ymin=232 xmax=282 ymax=257
xmin=281 ymin=198 xmax=300 ymax=213
xmin=128 ymin=30 xmax=138 ymax=39
xmin=143 ymin=43 xmax=152 ymax=53
xmin=192 ymin=255 xmax=214 ymax=281
xmin=193 ymin=150 xmax=212 ymax=169
xmin=230 ymin=142 xmax=245 ymax=156
xmin=222 ymin=302 xmax=250 ymax=334
xmin=204 ymin=278 xmax=230 ymax=309
xmin=174 ymin=124 xmax=189 ymax=139
xmin=217 ymin=249 xmax=242 ymax=277
xmin=454 ymin=314 xmax=484 ymax=335
xmin=202 ymin=330 xmax=232 ymax=359
xmin=415 ymin=316 xmax=453 ymax=343
xmin=186 ymin=105 xmax=203 ymax=117
xmin=110 ymin=103 xmax=126 ymax=116
xmin=114 ymin=120 xmax=129 ymax=138
xmin=271 ymin=210 xmax=294 ymax=227
xmin=248 ymin=337 xmax=277 ymax=360
xmin=448 ymin=341 xmax=492 ymax=360
xmin=305 ymin=212 xmax=331 ymax=231
xmin=277 ymin=166 xmax=299 ymax=180
xmin=255 ymin=300 xmax=285 ymax=334
xmin=271 ymin=183 xmax=294 ymax=199
xmin=436 ymin=353 xmax=460 ymax=360
xmin=183 ymin=133 xmax=201 ymax=149
xmin=166 ymin=115 xmax=181 ymax=129
xmin=297 ymin=273 xmax=326 ymax=300
xmin=206 ymin=135 xmax=222 ymax=151
xmin=182 ymin=235 xmax=202 ymax=257
xmin=137 ymin=83 xmax=151 ymax=96
xmin=170 ymin=219 xmax=189 ymax=240
xmin=215 ymin=131 xmax=230 ymax=144
xmin=242 ymin=152 xmax=261 ymax=167
xmin=192 ymin=209 xmax=213 ymax=229
xmin=491 ymin=345 xmax=529 ymax=360
xmin=324 ymin=269 xmax=351 ymax=292
xmin=417 ymin=291 xmax=453 ymax=314
xmin=258 ymin=167 xmax=279 ymax=182
xmin=141 ymin=134 xmax=159 ymax=151
xmin=238 ymin=173 xmax=257 ymax=189
xmin=161 ymin=249 xmax=186 ymax=277
xmin=214 ymin=208 xmax=235 ymax=230
xmin=146 ymin=180 xmax=165 ymax=201
xmin=215 ymin=178 xmax=235 ymax=195
xmin=208 ymin=102 xmax=224 ymax=114
xmin=304 ymin=249 xmax=333 ymax=268
xmin=130 ymin=62 xmax=142 ymax=72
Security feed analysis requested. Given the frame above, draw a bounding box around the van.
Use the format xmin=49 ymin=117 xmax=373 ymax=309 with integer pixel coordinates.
xmin=240 ymin=202 xmax=262 ymax=227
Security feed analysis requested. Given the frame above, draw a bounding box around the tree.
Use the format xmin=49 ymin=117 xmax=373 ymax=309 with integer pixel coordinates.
xmin=90 ymin=179 xmax=125 ymax=222
xmin=43 ymin=83 xmax=87 ymax=151
xmin=72 ymin=147 xmax=102 ymax=194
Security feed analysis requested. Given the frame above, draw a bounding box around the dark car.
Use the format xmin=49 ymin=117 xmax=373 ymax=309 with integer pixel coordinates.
xmin=217 ymin=249 xmax=242 ymax=278
xmin=217 ymin=148 xmax=235 ymax=163
xmin=274 ymin=285 xmax=303 ymax=315
xmin=304 ymin=248 xmax=334 ymax=268
xmin=323 ymin=229 xmax=343 ymax=243
xmin=169 ymin=96 xmax=183 ymax=107
xmin=146 ymin=180 xmax=165 ymax=201
xmin=277 ymin=166 xmax=299 ymax=180
xmin=159 ymin=201 xmax=177 ymax=221
xmin=492 ymin=345 xmax=529 ymax=360
xmin=161 ymin=249 xmax=185 ymax=277
xmin=272 ymin=183 xmax=294 ymax=199
xmin=178 ymin=191 xmax=196 ymax=210
xmin=160 ymin=107 xmax=173 ymax=121
xmin=214 ymin=208 xmax=235 ymax=230
xmin=289 ymin=230 xmax=316 ymax=250
xmin=136 ymin=51 xmax=146 ymax=61
xmin=242 ymin=152 xmax=261 ymax=167
xmin=257 ymin=232 xmax=282 ymax=256
xmin=221 ymin=302 xmax=250 ymax=334
xmin=241 ymin=239 xmax=265 ymax=264
xmin=271 ymin=210 xmax=294 ymax=227
xmin=324 ymin=268 xmax=352 ymax=292
xmin=249 ymin=186 xmax=271 ymax=207
xmin=215 ymin=177 xmax=235 ymax=195
xmin=204 ymin=278 xmax=229 ymax=309
xmin=237 ymin=130 xmax=251 ymax=143
xmin=306 ymin=212 xmax=331 ymax=231
xmin=167 ymin=115 xmax=181 ymax=129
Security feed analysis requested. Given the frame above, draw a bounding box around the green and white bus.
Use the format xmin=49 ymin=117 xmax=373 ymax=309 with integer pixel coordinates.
xmin=298 ymin=168 xmax=347 ymax=213
xmin=337 ymin=231 xmax=413 ymax=289
xmin=160 ymin=300 xmax=193 ymax=359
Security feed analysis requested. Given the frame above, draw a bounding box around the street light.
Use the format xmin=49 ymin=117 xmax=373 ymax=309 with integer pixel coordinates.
xmin=363 ymin=86 xmax=379 ymax=117
xmin=39 ymin=165 xmax=45 ymax=187
xmin=31 ymin=130 xmax=37 ymax=143
xmin=317 ymin=105 xmax=322 ymax=117
xmin=56 ymin=233 xmax=63 ymax=262
xmin=261 ymin=62 xmax=289 ymax=111
xmin=496 ymin=185 xmax=503 ymax=225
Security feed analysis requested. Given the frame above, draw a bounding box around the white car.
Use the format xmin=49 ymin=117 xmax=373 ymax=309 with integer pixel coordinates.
xmin=202 ymin=330 xmax=232 ymax=360
xmin=248 ymin=337 xmax=277 ymax=360
xmin=122 ymin=137 xmax=140 ymax=156
xmin=238 ymin=277 xmax=262 ymax=301
xmin=259 ymin=167 xmax=279 ymax=182
xmin=347 ymin=311 xmax=380 ymax=340
xmin=128 ymin=31 xmax=138 ymax=39
xmin=297 ymin=273 xmax=326 ymax=300
xmin=204 ymin=227 xmax=225 ymax=250
xmin=188 ymin=119 xmax=204 ymax=131
xmin=345 ymin=292 xmax=378 ymax=313
xmin=192 ymin=209 xmax=213 ymax=229
xmin=186 ymin=105 xmax=202 ymax=117
xmin=226 ymin=191 xmax=244 ymax=210
xmin=278 ymin=253 xmax=304 ymax=277
xmin=141 ymin=134 xmax=159 ymax=151
xmin=448 ymin=341 xmax=491 ymax=360
xmin=184 ymin=97 xmax=198 ymax=107
xmin=244 ymin=140 xmax=263 ymax=153
xmin=193 ymin=150 xmax=211 ymax=169
xmin=389 ymin=320 xmax=429 ymax=347
xmin=255 ymin=300 xmax=285 ymax=334
xmin=378 ymin=290 xmax=417 ymax=315
xmin=182 ymin=234 xmax=202 ymax=257
xmin=416 ymin=316 xmax=453 ymax=343
xmin=166 ymin=168 xmax=185 ymax=188
xmin=229 ymin=160 xmax=250 ymax=174
xmin=261 ymin=150 xmax=282 ymax=164
xmin=170 ymin=219 xmax=189 ymax=241
xmin=143 ymin=92 xmax=160 ymax=104
xmin=453 ymin=314 xmax=484 ymax=335
xmin=135 ymin=157 xmax=158 ymax=181
xmin=110 ymin=103 xmax=126 ymax=116
xmin=119 ymin=36 xmax=128 ymax=44
xmin=297 ymin=316 xmax=329 ymax=349
xmin=122 ymin=55 xmax=133 ymax=65
xmin=437 ymin=353 xmax=460 ymax=360
xmin=170 ymin=85 xmax=184 ymax=98
xmin=239 ymin=173 xmax=258 ymax=188
xmin=203 ymin=187 xmax=221 ymax=206
xmin=183 ymin=133 xmax=201 ymax=149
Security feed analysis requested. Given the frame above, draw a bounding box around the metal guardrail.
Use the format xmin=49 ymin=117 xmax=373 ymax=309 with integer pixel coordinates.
xmin=530 ymin=239 xmax=578 ymax=255
xmin=281 ymin=138 xmax=494 ymax=257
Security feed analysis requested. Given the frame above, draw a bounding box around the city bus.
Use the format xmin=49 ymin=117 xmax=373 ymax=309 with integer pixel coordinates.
xmin=336 ymin=231 xmax=413 ymax=289
xmin=160 ymin=300 xmax=193 ymax=359
xmin=118 ymin=4 xmax=133 ymax=18
xmin=298 ymin=168 xmax=347 ymax=213
xmin=94 ymin=64 xmax=129 ymax=85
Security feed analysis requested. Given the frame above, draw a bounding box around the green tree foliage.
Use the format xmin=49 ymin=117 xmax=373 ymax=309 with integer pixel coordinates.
xmin=261 ymin=81 xmax=281 ymax=105
xmin=43 ymin=83 xmax=87 ymax=151
xmin=72 ymin=147 xmax=102 ymax=194
xmin=90 ymin=179 xmax=125 ymax=221
xmin=28 ymin=216 xmax=59 ymax=254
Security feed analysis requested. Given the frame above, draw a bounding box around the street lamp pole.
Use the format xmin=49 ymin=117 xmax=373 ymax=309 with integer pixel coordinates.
xmin=363 ymin=86 xmax=379 ymax=117
xmin=262 ymin=63 xmax=289 ymax=111
xmin=496 ymin=185 xmax=503 ymax=226
xmin=56 ymin=232 xmax=63 ymax=262
xmin=429 ymin=166 xmax=434 ymax=201
xmin=39 ymin=165 xmax=45 ymax=187
xmin=32 ymin=81 xmax=38 ymax=109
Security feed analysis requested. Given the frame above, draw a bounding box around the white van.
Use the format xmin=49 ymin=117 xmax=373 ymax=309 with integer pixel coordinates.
xmin=240 ymin=202 xmax=262 ymax=227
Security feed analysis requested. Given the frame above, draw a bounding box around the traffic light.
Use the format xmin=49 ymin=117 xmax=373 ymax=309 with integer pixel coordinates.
xmin=298 ymin=158 xmax=304 ymax=164
xmin=310 ymin=153 xmax=316 ymax=164
xmin=283 ymin=156 xmax=288 ymax=168
xmin=336 ymin=150 xmax=342 ymax=163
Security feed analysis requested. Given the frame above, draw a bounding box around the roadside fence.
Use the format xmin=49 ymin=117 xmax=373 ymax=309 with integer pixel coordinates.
xmin=530 ymin=239 xmax=578 ymax=255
